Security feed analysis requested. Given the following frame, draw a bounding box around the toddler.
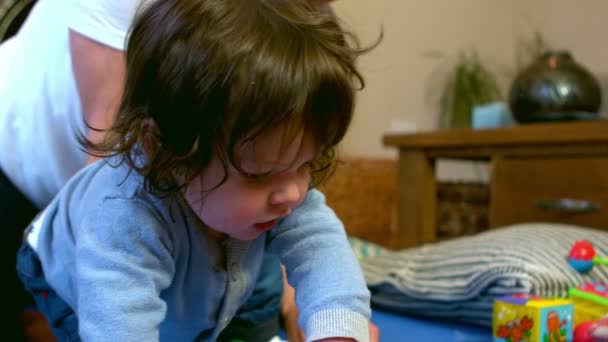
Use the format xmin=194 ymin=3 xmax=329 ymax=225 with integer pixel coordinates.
xmin=17 ymin=0 xmax=372 ymax=341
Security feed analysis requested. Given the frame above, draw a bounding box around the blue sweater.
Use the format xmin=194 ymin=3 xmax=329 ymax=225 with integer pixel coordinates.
xmin=26 ymin=160 xmax=371 ymax=341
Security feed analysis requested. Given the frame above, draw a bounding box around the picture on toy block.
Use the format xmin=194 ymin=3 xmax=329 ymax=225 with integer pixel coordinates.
xmin=493 ymin=294 xmax=574 ymax=342
xmin=496 ymin=315 xmax=534 ymax=341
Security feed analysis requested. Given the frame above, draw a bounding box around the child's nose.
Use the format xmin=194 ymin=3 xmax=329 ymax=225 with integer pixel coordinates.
xmin=269 ymin=178 xmax=305 ymax=208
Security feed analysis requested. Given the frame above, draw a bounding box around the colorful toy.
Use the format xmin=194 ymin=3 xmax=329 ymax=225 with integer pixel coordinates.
xmin=573 ymin=320 xmax=598 ymax=342
xmin=569 ymin=282 xmax=608 ymax=327
xmin=568 ymin=240 xmax=608 ymax=274
xmin=572 ymin=315 xmax=608 ymax=342
xmin=493 ymin=294 xmax=573 ymax=342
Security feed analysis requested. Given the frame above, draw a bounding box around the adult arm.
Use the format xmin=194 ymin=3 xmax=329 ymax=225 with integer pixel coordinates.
xmin=69 ymin=30 xmax=125 ymax=164
xmin=66 ymin=0 xmax=139 ymax=163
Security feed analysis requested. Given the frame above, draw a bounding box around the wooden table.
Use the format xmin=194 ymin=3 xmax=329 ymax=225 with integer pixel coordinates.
xmin=383 ymin=120 xmax=608 ymax=248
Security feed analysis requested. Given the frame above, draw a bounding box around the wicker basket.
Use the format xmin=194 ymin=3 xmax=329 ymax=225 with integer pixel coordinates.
xmin=319 ymin=158 xmax=490 ymax=245
xmin=318 ymin=157 xmax=397 ymax=247
xmin=437 ymin=181 xmax=490 ymax=239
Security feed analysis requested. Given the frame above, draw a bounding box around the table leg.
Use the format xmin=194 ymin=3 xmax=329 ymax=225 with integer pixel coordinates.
xmin=394 ymin=150 xmax=437 ymax=248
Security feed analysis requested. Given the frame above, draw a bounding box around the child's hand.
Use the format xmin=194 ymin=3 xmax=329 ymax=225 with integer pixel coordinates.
xmin=280 ymin=266 xmax=305 ymax=342
xmin=369 ymin=323 xmax=379 ymax=341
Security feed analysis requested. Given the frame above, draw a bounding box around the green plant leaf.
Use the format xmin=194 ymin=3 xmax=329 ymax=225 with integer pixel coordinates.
xmin=436 ymin=48 xmax=502 ymax=128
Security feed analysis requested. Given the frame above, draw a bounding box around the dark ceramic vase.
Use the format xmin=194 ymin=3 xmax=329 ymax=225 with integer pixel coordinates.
xmin=508 ymin=50 xmax=602 ymax=123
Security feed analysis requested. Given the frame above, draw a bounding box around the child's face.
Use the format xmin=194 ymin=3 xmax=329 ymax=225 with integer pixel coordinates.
xmin=184 ymin=127 xmax=316 ymax=240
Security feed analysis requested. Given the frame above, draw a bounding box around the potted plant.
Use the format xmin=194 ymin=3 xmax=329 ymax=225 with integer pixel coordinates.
xmin=437 ymin=49 xmax=503 ymax=129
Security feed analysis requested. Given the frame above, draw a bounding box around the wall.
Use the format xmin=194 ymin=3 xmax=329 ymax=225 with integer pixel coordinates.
xmin=334 ymin=0 xmax=608 ymax=160
xmin=333 ymin=0 xmax=515 ymax=158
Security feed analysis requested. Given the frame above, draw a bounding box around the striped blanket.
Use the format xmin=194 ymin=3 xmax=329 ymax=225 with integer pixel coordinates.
xmin=350 ymin=223 xmax=608 ymax=326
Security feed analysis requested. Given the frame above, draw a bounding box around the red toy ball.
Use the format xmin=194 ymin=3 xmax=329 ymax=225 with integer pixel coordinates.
xmin=570 ymin=240 xmax=596 ymax=261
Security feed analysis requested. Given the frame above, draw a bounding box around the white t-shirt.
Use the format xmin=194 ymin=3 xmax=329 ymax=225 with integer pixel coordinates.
xmin=0 ymin=0 xmax=141 ymax=208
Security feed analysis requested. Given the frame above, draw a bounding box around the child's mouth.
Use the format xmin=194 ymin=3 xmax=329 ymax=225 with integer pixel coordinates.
xmin=254 ymin=219 xmax=277 ymax=232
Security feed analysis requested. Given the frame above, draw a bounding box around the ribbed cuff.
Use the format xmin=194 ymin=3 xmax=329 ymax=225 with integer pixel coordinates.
xmin=305 ymin=309 xmax=369 ymax=342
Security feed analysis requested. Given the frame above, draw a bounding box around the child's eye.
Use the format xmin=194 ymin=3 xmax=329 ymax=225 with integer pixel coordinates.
xmin=241 ymin=171 xmax=272 ymax=183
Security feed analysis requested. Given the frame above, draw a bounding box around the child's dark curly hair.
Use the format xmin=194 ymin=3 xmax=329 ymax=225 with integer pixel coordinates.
xmin=82 ymin=0 xmax=376 ymax=195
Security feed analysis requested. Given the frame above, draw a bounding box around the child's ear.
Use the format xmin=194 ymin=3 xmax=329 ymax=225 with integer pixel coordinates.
xmin=141 ymin=118 xmax=160 ymax=156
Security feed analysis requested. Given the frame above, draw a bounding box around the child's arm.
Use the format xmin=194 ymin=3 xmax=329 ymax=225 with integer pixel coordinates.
xmin=269 ymin=189 xmax=372 ymax=342
xmin=281 ymin=272 xmax=380 ymax=342
xmin=75 ymin=199 xmax=175 ymax=341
